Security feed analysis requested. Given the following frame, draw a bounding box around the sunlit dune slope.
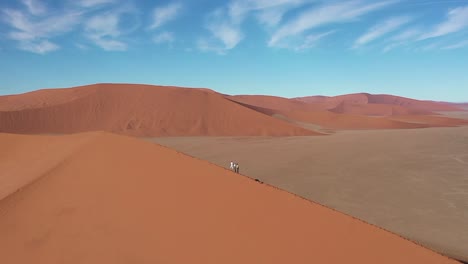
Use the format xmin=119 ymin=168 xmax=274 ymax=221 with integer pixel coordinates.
xmin=0 ymin=84 xmax=318 ymax=136
xmin=0 ymin=132 xmax=460 ymax=264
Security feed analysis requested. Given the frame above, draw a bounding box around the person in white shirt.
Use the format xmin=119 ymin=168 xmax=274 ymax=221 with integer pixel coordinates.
xmin=230 ymin=161 xmax=234 ymax=171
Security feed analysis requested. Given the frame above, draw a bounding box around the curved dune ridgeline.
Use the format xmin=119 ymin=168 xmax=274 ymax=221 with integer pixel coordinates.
xmin=0 ymin=132 xmax=461 ymax=264
xmin=0 ymin=84 xmax=319 ymax=136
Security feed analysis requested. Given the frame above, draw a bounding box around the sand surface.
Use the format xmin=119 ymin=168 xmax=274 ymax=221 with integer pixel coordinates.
xmin=149 ymin=126 xmax=468 ymax=262
xmin=0 ymin=132 xmax=460 ymax=263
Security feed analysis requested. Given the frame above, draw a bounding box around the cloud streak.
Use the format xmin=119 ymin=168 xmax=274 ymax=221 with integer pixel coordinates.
xmin=200 ymin=0 xmax=312 ymax=53
xmin=442 ymin=39 xmax=468 ymax=49
xmin=85 ymin=11 xmax=127 ymax=51
xmin=149 ymin=3 xmax=183 ymax=30
xmin=268 ymin=0 xmax=397 ymax=47
xmin=1 ymin=6 xmax=82 ymax=54
xmin=21 ymin=0 xmax=46 ymax=16
xmin=77 ymin=0 xmax=115 ymax=8
xmin=419 ymin=6 xmax=468 ymax=40
xmin=229 ymin=0 xmax=309 ymax=26
xmin=296 ymin=30 xmax=336 ymax=50
xmin=354 ymin=16 xmax=411 ymax=48
xmin=153 ymin=31 xmax=175 ymax=44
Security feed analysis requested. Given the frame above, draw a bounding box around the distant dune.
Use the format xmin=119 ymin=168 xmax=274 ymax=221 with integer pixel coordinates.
xmin=328 ymin=101 xmax=432 ymax=116
xmin=0 ymin=132 xmax=460 ymax=263
xmin=231 ymin=93 xmax=468 ymax=130
xmin=295 ymin=93 xmax=463 ymax=112
xmin=1 ymin=84 xmax=466 ymax=135
xmin=0 ymin=84 xmax=318 ymax=137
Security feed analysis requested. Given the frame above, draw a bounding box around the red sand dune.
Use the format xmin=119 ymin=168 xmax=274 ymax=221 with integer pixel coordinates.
xmin=295 ymin=93 xmax=462 ymax=112
xmin=0 ymin=84 xmax=318 ymax=137
xmin=230 ymin=94 xmax=467 ymax=129
xmin=0 ymin=132 xmax=460 ymax=264
xmin=329 ymin=101 xmax=432 ymax=116
xmin=228 ymin=96 xmax=452 ymax=130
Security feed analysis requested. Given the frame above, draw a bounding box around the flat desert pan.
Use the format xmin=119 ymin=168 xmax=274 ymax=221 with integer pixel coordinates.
xmin=0 ymin=132 xmax=459 ymax=263
xmin=150 ymin=126 xmax=468 ymax=262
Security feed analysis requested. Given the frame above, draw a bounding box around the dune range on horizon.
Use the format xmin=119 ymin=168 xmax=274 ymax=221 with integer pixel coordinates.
xmin=0 ymin=83 xmax=467 ymax=137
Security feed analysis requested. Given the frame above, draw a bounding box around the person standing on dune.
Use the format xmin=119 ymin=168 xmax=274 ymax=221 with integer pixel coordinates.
xmin=230 ymin=161 xmax=234 ymax=172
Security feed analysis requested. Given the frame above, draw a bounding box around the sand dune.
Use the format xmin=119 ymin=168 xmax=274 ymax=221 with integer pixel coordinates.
xmin=0 ymin=84 xmax=317 ymax=136
xmin=295 ymin=93 xmax=462 ymax=112
xmin=0 ymin=132 xmax=460 ymax=263
xmin=230 ymin=102 xmax=441 ymax=130
xmin=230 ymin=94 xmax=467 ymax=129
xmin=329 ymin=101 xmax=432 ymax=116
xmin=1 ymin=85 xmax=465 ymax=135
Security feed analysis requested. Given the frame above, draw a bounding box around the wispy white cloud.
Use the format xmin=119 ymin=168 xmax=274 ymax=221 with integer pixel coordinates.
xmin=296 ymin=30 xmax=335 ymax=50
xmin=21 ymin=0 xmax=46 ymax=16
xmin=149 ymin=2 xmax=183 ymax=30
xmin=269 ymin=0 xmax=397 ymax=47
xmin=84 ymin=11 xmax=127 ymax=51
xmin=229 ymin=0 xmax=308 ymax=26
xmin=153 ymin=31 xmax=175 ymax=44
xmin=442 ymin=39 xmax=468 ymax=49
xmin=382 ymin=27 xmax=421 ymax=52
xmin=77 ymin=0 xmax=115 ymax=8
xmin=420 ymin=42 xmax=440 ymax=51
xmin=199 ymin=8 xmax=244 ymax=53
xmin=75 ymin=43 xmax=90 ymax=50
xmin=256 ymin=7 xmax=289 ymax=27
xmin=1 ymin=7 xmax=82 ymax=54
xmin=390 ymin=27 xmax=421 ymax=42
xmin=19 ymin=40 xmax=59 ymax=54
xmin=419 ymin=6 xmax=468 ymax=40
xmin=196 ymin=38 xmax=226 ymax=54
xmin=200 ymin=0 xmax=310 ymax=53
xmin=354 ymin=16 xmax=411 ymax=48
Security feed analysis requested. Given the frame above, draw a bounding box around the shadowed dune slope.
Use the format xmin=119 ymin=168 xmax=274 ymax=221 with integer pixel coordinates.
xmin=0 ymin=84 xmax=318 ymax=136
xmin=0 ymin=132 xmax=460 ymax=264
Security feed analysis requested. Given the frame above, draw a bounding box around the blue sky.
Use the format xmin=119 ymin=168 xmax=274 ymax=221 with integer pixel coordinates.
xmin=1 ymin=0 xmax=468 ymax=102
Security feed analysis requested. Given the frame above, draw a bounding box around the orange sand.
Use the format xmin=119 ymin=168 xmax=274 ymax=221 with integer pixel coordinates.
xmin=0 ymin=132 xmax=460 ymax=263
